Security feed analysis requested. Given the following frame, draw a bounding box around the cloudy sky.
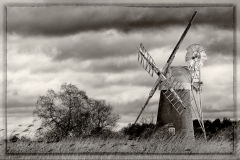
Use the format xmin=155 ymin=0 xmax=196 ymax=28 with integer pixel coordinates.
xmin=5 ymin=5 xmax=235 ymax=134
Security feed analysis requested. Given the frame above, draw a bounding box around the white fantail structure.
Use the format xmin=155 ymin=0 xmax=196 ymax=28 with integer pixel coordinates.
xmin=186 ymin=44 xmax=207 ymax=140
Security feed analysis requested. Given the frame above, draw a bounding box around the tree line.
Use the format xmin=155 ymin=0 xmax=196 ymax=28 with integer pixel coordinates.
xmin=121 ymin=117 xmax=235 ymax=141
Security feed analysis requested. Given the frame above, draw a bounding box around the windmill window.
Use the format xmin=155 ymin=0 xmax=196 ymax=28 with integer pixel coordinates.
xmin=169 ymin=127 xmax=175 ymax=135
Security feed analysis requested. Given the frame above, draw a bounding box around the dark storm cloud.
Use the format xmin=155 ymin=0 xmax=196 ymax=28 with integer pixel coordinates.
xmin=205 ymin=37 xmax=233 ymax=54
xmin=53 ymin=38 xmax=137 ymax=61
xmin=49 ymin=28 xmax=233 ymax=63
xmin=76 ymin=72 xmax=155 ymax=89
xmin=27 ymin=56 xmax=141 ymax=74
xmin=46 ymin=30 xmax=167 ymax=62
xmin=87 ymin=59 xmax=140 ymax=73
xmin=195 ymin=28 xmax=234 ymax=57
xmin=8 ymin=9 xmax=233 ymax=65
xmin=7 ymin=6 xmax=233 ymax=36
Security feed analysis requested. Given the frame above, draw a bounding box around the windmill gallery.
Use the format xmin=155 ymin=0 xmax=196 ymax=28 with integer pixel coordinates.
xmin=134 ymin=11 xmax=208 ymax=141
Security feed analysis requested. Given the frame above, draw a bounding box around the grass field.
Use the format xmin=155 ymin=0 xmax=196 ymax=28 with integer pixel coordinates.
xmin=6 ymin=137 xmax=234 ymax=154
xmin=1 ymin=133 xmax=239 ymax=159
xmin=2 ymin=137 xmax=238 ymax=160
xmin=1 ymin=122 xmax=239 ymax=159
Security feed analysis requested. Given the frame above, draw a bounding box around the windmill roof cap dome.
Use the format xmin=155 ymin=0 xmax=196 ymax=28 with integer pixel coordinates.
xmin=167 ymin=66 xmax=192 ymax=83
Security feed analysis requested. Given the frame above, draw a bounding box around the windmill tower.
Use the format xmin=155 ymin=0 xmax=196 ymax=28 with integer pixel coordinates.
xmin=134 ymin=10 xmax=207 ymax=140
xmin=157 ymin=66 xmax=194 ymax=140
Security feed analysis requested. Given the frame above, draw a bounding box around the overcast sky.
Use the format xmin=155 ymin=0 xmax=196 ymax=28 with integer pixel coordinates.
xmin=6 ymin=5 xmax=234 ymax=134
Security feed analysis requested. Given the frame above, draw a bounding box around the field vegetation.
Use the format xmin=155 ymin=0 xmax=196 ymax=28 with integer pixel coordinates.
xmin=1 ymin=83 xmax=239 ymax=159
xmin=5 ymin=117 xmax=236 ymax=155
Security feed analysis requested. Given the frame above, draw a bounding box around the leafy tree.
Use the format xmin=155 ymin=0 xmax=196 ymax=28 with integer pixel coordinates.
xmin=204 ymin=120 xmax=212 ymax=128
xmin=89 ymin=99 xmax=120 ymax=133
xmin=212 ymin=118 xmax=221 ymax=132
xmin=222 ymin=117 xmax=232 ymax=128
xmin=34 ymin=83 xmax=119 ymax=140
xmin=193 ymin=119 xmax=203 ymax=134
xmin=193 ymin=119 xmax=200 ymax=128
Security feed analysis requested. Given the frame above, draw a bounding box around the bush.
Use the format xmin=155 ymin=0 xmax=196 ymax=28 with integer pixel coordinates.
xmin=121 ymin=123 xmax=156 ymax=140
xmin=193 ymin=118 xmax=235 ymax=140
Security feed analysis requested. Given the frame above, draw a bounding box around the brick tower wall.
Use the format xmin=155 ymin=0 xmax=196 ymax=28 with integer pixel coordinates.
xmin=157 ymin=66 xmax=195 ymax=140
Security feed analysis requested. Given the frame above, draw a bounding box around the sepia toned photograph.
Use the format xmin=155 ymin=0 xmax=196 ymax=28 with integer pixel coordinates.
xmin=0 ymin=1 xmax=239 ymax=160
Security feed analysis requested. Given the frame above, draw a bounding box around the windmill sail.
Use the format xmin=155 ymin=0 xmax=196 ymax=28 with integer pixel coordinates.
xmin=137 ymin=43 xmax=157 ymax=77
xmin=163 ymin=10 xmax=197 ymax=75
xmin=134 ymin=11 xmax=198 ymax=125
xmin=161 ymin=76 xmax=188 ymax=114
xmin=134 ymin=44 xmax=188 ymax=124
xmin=159 ymin=10 xmax=198 ymax=114
xmin=134 ymin=76 xmax=161 ymax=124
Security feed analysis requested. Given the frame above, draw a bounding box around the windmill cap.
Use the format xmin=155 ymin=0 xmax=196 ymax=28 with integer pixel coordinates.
xmin=159 ymin=66 xmax=192 ymax=90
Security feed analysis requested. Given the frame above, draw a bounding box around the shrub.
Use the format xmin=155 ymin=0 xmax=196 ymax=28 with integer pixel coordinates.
xmin=121 ymin=123 xmax=156 ymax=140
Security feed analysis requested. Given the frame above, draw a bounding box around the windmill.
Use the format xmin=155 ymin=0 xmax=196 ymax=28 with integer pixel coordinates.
xmin=134 ymin=10 xmax=207 ymax=140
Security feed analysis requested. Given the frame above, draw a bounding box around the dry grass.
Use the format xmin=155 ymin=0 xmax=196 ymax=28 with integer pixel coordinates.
xmin=1 ymin=136 xmax=239 ymax=160
xmin=6 ymin=134 xmax=234 ymax=154
xmin=3 ymin=138 xmax=238 ymax=160
xmin=1 ymin=122 xmax=239 ymax=159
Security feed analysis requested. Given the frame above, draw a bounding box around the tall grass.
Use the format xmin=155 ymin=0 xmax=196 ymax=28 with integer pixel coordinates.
xmin=2 ymin=124 xmax=239 ymax=160
xmin=6 ymin=129 xmax=233 ymax=154
xmin=3 ymin=120 xmax=238 ymax=160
